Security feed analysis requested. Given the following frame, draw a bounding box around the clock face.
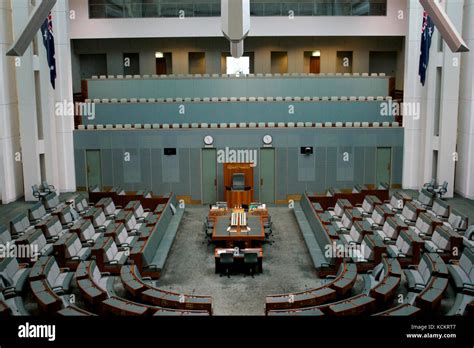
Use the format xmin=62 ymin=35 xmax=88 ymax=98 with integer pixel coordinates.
xmin=263 ymin=135 xmax=273 ymax=145
xmin=204 ymin=135 xmax=214 ymax=145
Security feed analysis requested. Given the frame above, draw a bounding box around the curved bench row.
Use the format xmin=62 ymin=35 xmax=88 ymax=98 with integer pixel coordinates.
xmin=362 ymin=258 xmax=402 ymax=305
xmin=101 ymin=296 xmax=209 ymax=316
xmin=265 ymin=263 xmax=357 ymax=313
xmin=267 ymin=294 xmax=377 ymax=316
xmin=29 ymin=256 xmax=74 ymax=313
xmin=120 ymin=265 xmax=213 ymax=314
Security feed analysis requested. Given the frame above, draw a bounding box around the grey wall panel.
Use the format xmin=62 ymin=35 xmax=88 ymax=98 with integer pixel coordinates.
xmin=298 ymin=152 xmax=316 ymax=182
xmin=140 ymin=149 xmax=152 ymax=192
xmin=171 ymin=148 xmax=190 ymax=196
xmin=287 ymin=148 xmax=306 ymax=194
xmin=74 ymin=128 xmax=404 ymax=199
xmin=189 ymin=148 xmax=202 ymax=201
xmin=312 ymin=147 xmax=327 ymax=193
xmin=112 ymin=149 xmax=125 ymax=188
xmin=275 ymin=147 xmax=287 ymax=201
xmin=74 ymin=149 xmax=86 ymax=187
xmin=326 ymin=147 xmax=338 ymax=188
xmin=150 ymin=149 xmax=165 ymax=193
xmin=354 ymin=147 xmax=365 ymax=185
xmin=216 ymin=160 xmax=224 ymax=201
xmin=337 ymin=146 xmax=355 ymax=184
xmin=392 ymin=146 xmax=403 ymax=185
xmin=162 ymin=151 xmax=179 ymax=184
xmin=364 ymin=147 xmax=376 ymax=186
xmin=123 ymin=149 xmax=141 ymax=186
xmin=101 ymin=149 xmax=114 ymax=188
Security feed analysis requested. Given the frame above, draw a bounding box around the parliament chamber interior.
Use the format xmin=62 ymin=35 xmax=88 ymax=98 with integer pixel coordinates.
xmin=0 ymin=0 xmax=473 ymax=345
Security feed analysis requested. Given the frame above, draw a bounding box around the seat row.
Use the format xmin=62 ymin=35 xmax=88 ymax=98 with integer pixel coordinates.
xmin=302 ymin=188 xmax=473 ymax=315
xmin=90 ymin=72 xmax=388 ymax=80
xmin=265 ymin=262 xmax=357 ymax=313
xmin=120 ymin=265 xmax=212 ymax=314
xmin=85 ymin=95 xmax=393 ymax=104
xmin=78 ymin=121 xmax=401 ymax=131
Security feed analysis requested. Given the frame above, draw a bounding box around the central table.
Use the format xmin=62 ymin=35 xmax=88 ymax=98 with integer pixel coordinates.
xmin=211 ymin=215 xmax=265 ymax=248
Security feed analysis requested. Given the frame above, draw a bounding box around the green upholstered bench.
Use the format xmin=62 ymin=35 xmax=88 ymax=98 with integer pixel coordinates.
xmin=1 ymin=257 xmax=31 ymax=294
xmin=327 ymin=294 xmax=376 ymax=316
xmin=57 ymin=305 xmax=97 ymax=316
xmin=101 ymin=297 xmax=151 ymax=316
xmin=374 ymin=304 xmax=421 ymax=316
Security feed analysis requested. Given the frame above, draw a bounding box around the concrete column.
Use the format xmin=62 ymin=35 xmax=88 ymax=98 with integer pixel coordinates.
xmin=52 ymin=0 xmax=76 ymax=193
xmin=403 ymin=0 xmax=463 ymax=198
xmin=11 ymin=0 xmax=42 ymax=201
xmin=436 ymin=0 xmax=464 ymax=198
xmin=0 ymin=0 xmax=23 ymax=203
xmin=402 ymin=0 xmax=424 ymax=191
xmin=455 ymin=0 xmax=474 ymax=199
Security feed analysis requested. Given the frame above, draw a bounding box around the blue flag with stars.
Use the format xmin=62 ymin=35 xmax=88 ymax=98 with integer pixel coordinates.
xmin=419 ymin=11 xmax=435 ymax=86
xmin=41 ymin=12 xmax=56 ymax=89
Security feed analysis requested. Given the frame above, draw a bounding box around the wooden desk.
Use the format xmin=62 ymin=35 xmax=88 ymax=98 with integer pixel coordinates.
xmin=226 ymin=190 xmax=252 ymax=208
xmin=211 ymin=215 xmax=265 ymax=248
xmin=215 ymin=248 xmax=263 ymax=273
xmin=248 ymin=208 xmax=269 ymax=221
xmin=209 ymin=208 xmax=229 ymax=219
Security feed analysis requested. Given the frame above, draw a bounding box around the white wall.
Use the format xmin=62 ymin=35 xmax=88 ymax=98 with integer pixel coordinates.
xmin=69 ymin=0 xmax=407 ymax=39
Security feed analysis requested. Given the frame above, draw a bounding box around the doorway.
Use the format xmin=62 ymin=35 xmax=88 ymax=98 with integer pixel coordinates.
xmin=202 ymin=149 xmax=217 ymax=204
xmin=260 ymin=148 xmax=275 ymax=203
xmin=375 ymin=147 xmax=392 ymax=187
xmin=155 ymin=52 xmax=172 ymax=75
xmin=271 ymin=51 xmax=288 ymax=74
xmin=123 ymin=53 xmax=140 ymax=75
xmin=86 ymin=150 xmax=102 ymax=189
xmin=310 ymin=56 xmax=321 ymax=74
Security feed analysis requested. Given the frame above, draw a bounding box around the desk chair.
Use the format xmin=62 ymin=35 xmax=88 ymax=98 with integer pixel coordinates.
xmin=232 ymin=173 xmax=246 ymax=191
xmin=41 ymin=181 xmax=55 ymax=194
xmin=244 ymin=253 xmax=259 ymax=278
xmin=423 ymin=179 xmax=436 ymax=193
xmin=434 ymin=181 xmax=448 ymax=198
xmin=32 ymin=185 xmax=48 ymax=201
xmin=202 ymin=222 xmax=213 ymax=245
xmin=219 ymin=253 xmax=234 ymax=278
xmin=264 ymin=227 xmax=274 ymax=245
xmin=264 ymin=215 xmax=273 ymax=229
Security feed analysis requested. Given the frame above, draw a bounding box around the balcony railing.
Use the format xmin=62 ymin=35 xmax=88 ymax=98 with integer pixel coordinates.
xmin=88 ymin=1 xmax=387 ymax=19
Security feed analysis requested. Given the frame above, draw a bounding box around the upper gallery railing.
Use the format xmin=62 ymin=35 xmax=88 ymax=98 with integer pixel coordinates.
xmin=88 ymin=0 xmax=387 ymax=19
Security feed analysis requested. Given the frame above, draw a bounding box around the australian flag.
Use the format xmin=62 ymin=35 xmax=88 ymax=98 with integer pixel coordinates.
xmin=41 ymin=12 xmax=56 ymax=89
xmin=419 ymin=11 xmax=435 ymax=86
